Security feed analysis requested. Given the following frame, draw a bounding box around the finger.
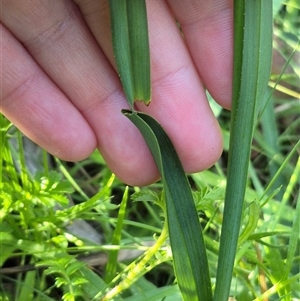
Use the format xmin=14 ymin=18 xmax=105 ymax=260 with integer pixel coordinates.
xmin=0 ymin=24 xmax=96 ymax=161
xmin=72 ymin=0 xmax=114 ymax=64
xmin=74 ymin=0 xmax=223 ymax=174
xmin=1 ymin=0 xmax=158 ymax=186
xmin=166 ymin=0 xmax=233 ymax=109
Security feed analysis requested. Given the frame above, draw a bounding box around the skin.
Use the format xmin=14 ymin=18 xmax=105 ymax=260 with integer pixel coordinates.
xmin=0 ymin=0 xmax=233 ymax=186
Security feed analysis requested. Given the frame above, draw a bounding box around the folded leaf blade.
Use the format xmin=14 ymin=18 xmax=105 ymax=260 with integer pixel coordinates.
xmin=123 ymin=110 xmax=212 ymax=301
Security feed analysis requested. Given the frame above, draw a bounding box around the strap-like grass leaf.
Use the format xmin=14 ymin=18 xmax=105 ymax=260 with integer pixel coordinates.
xmin=104 ymin=187 xmax=129 ymax=283
xmin=126 ymin=0 xmax=151 ymax=103
xmin=123 ymin=110 xmax=212 ymax=301
xmin=110 ymin=1 xmax=211 ymax=299
xmin=213 ymin=1 xmax=273 ymax=300
xmin=109 ymin=0 xmax=151 ymax=107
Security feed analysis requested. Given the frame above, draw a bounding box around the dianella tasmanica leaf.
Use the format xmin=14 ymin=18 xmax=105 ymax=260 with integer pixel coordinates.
xmin=110 ymin=1 xmax=212 ymax=299
xmin=109 ymin=0 xmax=151 ymax=107
xmin=123 ymin=110 xmax=213 ymax=301
xmin=213 ymin=1 xmax=273 ymax=300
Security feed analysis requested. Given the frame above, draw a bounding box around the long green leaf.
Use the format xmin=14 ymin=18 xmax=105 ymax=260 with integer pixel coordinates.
xmin=109 ymin=0 xmax=151 ymax=107
xmin=110 ymin=1 xmax=211 ymax=299
xmin=213 ymin=0 xmax=273 ymax=300
xmin=126 ymin=0 xmax=151 ymax=102
xmin=123 ymin=110 xmax=212 ymax=301
xmin=283 ymin=186 xmax=300 ymax=279
xmin=104 ymin=186 xmax=129 ymax=283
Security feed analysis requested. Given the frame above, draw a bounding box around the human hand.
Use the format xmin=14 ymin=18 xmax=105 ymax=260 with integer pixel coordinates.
xmin=1 ymin=0 xmax=232 ymax=186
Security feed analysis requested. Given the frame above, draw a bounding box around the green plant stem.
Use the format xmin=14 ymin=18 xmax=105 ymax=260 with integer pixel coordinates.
xmin=17 ymin=132 xmax=29 ymax=189
xmin=100 ymin=224 xmax=168 ymax=301
xmin=54 ymin=157 xmax=88 ymax=200
xmin=260 ymin=140 xmax=300 ymax=207
xmin=269 ymin=155 xmax=300 ymax=231
xmin=104 ymin=186 xmax=129 ymax=283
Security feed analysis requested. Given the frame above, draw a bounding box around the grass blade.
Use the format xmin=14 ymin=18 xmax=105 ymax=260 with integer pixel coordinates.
xmin=126 ymin=0 xmax=151 ymax=103
xmin=213 ymin=1 xmax=273 ymax=300
xmin=109 ymin=0 xmax=133 ymax=106
xmin=123 ymin=110 xmax=212 ymax=301
xmin=109 ymin=0 xmax=150 ymax=107
xmin=283 ymin=188 xmax=300 ymax=279
xmin=104 ymin=186 xmax=129 ymax=283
